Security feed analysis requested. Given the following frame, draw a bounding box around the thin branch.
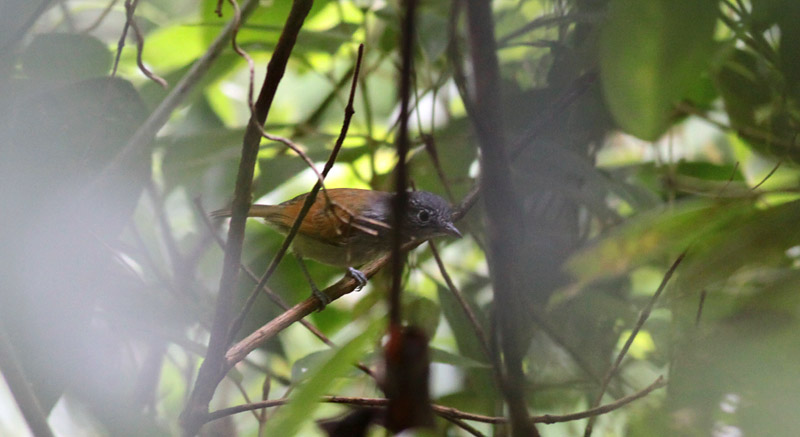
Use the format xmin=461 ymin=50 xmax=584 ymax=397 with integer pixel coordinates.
xmin=716 ymin=161 xmax=740 ymax=197
xmin=225 ymin=247 xmax=406 ymax=366
xmin=497 ymin=11 xmax=602 ymax=46
xmin=205 ymin=376 xmax=666 ymax=425
xmin=389 ymin=0 xmax=416 ymax=328
xmin=225 ymin=44 xmax=365 ymax=343
xmin=751 ymin=161 xmax=782 ymax=190
xmin=81 ymin=0 xmax=120 ymax=34
xmin=111 ymin=0 xmax=136 ymax=77
xmin=444 ymin=417 xmax=486 ymax=437
xmin=192 ymin=198 xmax=331 ymax=345
xmin=180 ymin=2 xmax=314 ymax=436
xmin=429 ymin=242 xmax=491 ymax=359
xmin=91 ymin=0 xmax=261 ymax=196
xmin=0 ymin=320 xmax=55 ymax=437
xmin=695 ymin=289 xmax=707 ymax=327
xmin=192 ymin=197 xmax=375 ymax=378
xmin=533 ymin=376 xmax=666 ymax=424
xmin=583 ymin=253 xmax=685 ymax=437
xmin=127 ymin=6 xmax=167 ymax=88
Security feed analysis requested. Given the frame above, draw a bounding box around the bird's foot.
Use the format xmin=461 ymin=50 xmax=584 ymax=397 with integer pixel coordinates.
xmin=311 ymin=285 xmax=331 ymax=311
xmin=347 ymin=267 xmax=368 ymax=291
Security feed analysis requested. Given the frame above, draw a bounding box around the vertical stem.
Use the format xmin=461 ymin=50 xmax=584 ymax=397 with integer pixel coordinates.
xmin=179 ymin=1 xmax=314 ymax=435
xmin=389 ymin=0 xmax=416 ymax=327
xmin=463 ymin=0 xmax=540 ymax=435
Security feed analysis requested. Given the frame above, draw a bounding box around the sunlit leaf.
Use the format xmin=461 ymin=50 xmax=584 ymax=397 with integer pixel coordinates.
xmin=263 ymin=319 xmax=382 ymax=436
xmin=600 ymin=0 xmax=717 ymax=140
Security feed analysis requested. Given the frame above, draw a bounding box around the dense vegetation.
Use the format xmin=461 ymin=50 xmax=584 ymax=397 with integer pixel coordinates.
xmin=1 ymin=0 xmax=800 ymax=436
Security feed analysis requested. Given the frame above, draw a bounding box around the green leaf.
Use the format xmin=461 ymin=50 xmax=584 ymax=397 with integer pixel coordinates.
xmin=22 ymin=33 xmax=111 ymax=81
xmin=404 ymin=295 xmax=441 ymax=339
xmin=291 ymin=349 xmax=335 ymax=382
xmin=567 ymin=198 xmax=800 ymax=298
xmin=429 ymin=347 xmax=490 ymax=369
xmin=263 ymin=319 xmax=382 ymax=436
xmin=565 ymin=199 xmax=755 ymax=288
xmin=599 ymin=0 xmax=717 ymax=140
xmin=436 ymin=283 xmax=489 ymax=362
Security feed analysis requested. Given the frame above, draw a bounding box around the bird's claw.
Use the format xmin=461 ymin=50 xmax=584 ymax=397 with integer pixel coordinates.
xmin=311 ymin=286 xmax=331 ymax=311
xmin=347 ymin=267 xmax=368 ymax=291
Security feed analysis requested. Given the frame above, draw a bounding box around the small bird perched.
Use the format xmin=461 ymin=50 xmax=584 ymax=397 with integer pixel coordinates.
xmin=213 ymin=188 xmax=461 ymax=306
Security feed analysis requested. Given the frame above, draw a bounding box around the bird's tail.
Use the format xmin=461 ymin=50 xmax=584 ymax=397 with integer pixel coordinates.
xmin=209 ymin=204 xmax=280 ymax=219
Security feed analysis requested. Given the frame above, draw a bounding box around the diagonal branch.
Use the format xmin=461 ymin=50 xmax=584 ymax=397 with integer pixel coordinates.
xmin=0 ymin=320 xmax=55 ymax=437
xmin=224 ymin=44 xmax=365 ymax=343
xmin=179 ymin=1 xmax=314 ymax=436
xmin=583 ymin=252 xmax=685 ymax=437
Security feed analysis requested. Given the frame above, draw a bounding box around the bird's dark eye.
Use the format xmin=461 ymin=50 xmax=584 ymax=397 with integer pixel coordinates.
xmin=417 ymin=210 xmax=431 ymax=222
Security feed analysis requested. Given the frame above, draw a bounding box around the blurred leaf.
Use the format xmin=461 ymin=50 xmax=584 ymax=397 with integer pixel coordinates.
xmin=291 ymin=349 xmax=335 ymax=382
xmin=568 ymin=198 xmax=800 ymax=300
xmin=417 ymin=12 xmax=448 ymax=62
xmin=21 ymin=33 xmax=111 ymax=81
xmin=600 ymin=0 xmax=717 ymax=140
xmin=140 ymin=25 xmax=209 ymax=71
xmin=777 ymin=3 xmax=800 ymax=89
xmin=436 ymin=282 xmax=488 ymax=362
xmin=429 ymin=347 xmax=489 ymax=369
xmin=750 ymin=0 xmax=784 ymax=31
xmin=566 ymin=199 xmax=753 ymax=288
xmin=668 ymin=310 xmax=800 ymax=436
xmin=264 ymin=319 xmax=382 ymax=436
xmin=714 ymin=49 xmax=772 ymax=130
xmin=403 ymin=295 xmax=440 ymax=339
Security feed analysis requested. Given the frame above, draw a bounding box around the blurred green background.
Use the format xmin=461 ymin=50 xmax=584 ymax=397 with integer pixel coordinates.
xmin=1 ymin=0 xmax=800 ymax=435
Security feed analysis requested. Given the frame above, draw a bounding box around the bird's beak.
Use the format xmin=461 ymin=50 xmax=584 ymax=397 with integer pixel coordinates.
xmin=443 ymin=222 xmax=462 ymax=238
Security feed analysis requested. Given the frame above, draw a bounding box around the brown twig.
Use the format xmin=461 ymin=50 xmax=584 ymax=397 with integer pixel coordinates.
xmin=192 ymin=198 xmax=330 ymax=344
xmin=533 ymin=376 xmax=666 ymax=424
xmin=92 ymin=0 xmax=260 ymax=198
xmin=225 ymin=248 xmax=402 ymax=365
xmin=111 ymin=0 xmax=135 ymax=77
xmin=114 ymin=0 xmax=169 ymax=88
xmin=192 ymin=197 xmax=375 ymax=377
xmin=695 ymin=289 xmax=707 ymax=327
xmin=179 ymin=1 xmax=314 ymax=435
xmin=225 ymin=44 xmax=365 ymax=343
xmin=205 ymin=376 xmax=666 ymax=425
xmin=127 ymin=5 xmax=167 ymax=88
xmin=751 ymin=161 xmax=782 ymax=190
xmin=583 ymin=252 xmax=685 ymax=437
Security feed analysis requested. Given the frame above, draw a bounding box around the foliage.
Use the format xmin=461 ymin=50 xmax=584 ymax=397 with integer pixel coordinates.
xmin=1 ymin=0 xmax=800 ymax=436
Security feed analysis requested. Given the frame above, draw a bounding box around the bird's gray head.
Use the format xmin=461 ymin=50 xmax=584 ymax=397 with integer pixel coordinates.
xmin=403 ymin=191 xmax=461 ymax=240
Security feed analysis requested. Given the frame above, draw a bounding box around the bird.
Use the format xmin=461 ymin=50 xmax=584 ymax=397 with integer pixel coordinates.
xmin=212 ymin=188 xmax=461 ymax=306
